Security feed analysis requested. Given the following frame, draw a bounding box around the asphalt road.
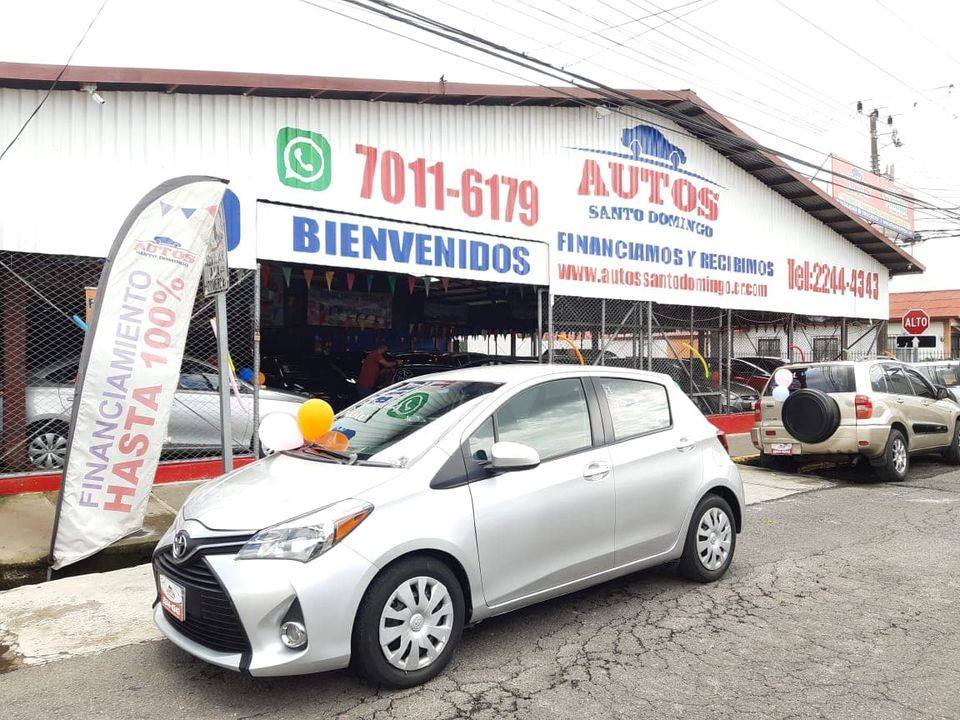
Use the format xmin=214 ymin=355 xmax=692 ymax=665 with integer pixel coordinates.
xmin=3 ymin=466 xmax=960 ymax=720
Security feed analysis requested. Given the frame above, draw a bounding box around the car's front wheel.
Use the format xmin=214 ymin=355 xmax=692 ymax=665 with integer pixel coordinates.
xmin=352 ymin=555 xmax=465 ymax=688
xmin=942 ymin=422 xmax=960 ymax=465
xmin=678 ymin=494 xmax=736 ymax=582
xmin=27 ymin=421 xmax=69 ymax=470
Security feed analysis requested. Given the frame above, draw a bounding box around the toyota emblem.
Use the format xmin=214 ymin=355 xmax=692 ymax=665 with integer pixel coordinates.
xmin=172 ymin=530 xmax=188 ymax=560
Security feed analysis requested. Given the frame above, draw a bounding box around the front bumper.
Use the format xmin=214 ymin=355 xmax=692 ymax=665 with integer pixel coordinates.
xmin=751 ymin=423 xmax=890 ymax=458
xmin=153 ymin=540 xmax=378 ymax=677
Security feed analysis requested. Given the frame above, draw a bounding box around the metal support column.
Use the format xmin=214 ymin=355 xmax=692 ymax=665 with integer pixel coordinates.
xmin=599 ymin=299 xmax=606 ymax=365
xmin=645 ymin=301 xmax=653 ymax=370
xmin=840 ymin=317 xmax=849 ymax=360
xmin=252 ymin=264 xmax=261 ymax=458
xmin=215 ymin=292 xmax=234 ymax=473
xmin=536 ymin=287 xmax=543 ymax=361
xmin=725 ymin=309 xmax=733 ymax=414
xmin=787 ymin=315 xmax=795 ymax=363
xmin=547 ymin=291 xmax=555 ymax=363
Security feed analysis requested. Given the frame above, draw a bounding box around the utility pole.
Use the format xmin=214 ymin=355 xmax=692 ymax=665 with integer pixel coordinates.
xmin=857 ymin=102 xmax=901 ymax=178
xmin=868 ymin=109 xmax=880 ymax=175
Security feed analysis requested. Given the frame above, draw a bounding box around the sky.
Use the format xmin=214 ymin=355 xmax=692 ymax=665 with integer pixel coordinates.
xmin=1 ymin=0 xmax=957 ymax=291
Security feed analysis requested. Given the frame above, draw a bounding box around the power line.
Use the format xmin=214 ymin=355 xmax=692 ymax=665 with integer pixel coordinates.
xmin=774 ymin=0 xmax=959 ymax=122
xmin=0 ymin=0 xmax=110 ymax=164
xmin=489 ymin=0 xmax=959 ymax=216
xmin=334 ymin=0 xmax=960 ymax=225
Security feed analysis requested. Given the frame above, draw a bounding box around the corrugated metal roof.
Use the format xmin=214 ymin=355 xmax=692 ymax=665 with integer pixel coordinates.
xmin=0 ymin=61 xmax=922 ymax=276
xmin=890 ymin=291 xmax=960 ymax=320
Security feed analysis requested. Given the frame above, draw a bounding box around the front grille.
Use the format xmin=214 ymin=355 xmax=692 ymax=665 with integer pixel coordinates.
xmin=154 ymin=544 xmax=250 ymax=655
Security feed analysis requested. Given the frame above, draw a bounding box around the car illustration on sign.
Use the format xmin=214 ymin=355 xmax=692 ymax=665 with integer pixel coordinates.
xmin=620 ymin=124 xmax=687 ymax=169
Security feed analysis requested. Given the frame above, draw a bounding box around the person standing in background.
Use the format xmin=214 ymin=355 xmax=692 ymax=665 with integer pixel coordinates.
xmin=357 ymin=342 xmax=397 ymax=397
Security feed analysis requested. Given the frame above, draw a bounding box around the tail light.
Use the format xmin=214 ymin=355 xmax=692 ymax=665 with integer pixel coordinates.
xmin=753 ymin=399 xmax=762 ymax=422
xmin=855 ymin=394 xmax=873 ymax=420
xmin=717 ymin=429 xmax=729 ymax=452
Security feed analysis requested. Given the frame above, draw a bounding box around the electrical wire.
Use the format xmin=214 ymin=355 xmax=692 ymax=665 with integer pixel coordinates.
xmin=332 ymin=0 xmax=960 ymax=227
xmin=514 ymin=0 xmax=960 ymax=215
xmin=0 ymin=0 xmax=110 ymax=164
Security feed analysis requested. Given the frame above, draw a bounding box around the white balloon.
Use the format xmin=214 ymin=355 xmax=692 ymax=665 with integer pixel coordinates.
xmin=772 ymin=385 xmax=790 ymax=402
xmin=773 ymin=368 xmax=793 ymax=388
xmin=258 ymin=412 xmax=304 ymax=452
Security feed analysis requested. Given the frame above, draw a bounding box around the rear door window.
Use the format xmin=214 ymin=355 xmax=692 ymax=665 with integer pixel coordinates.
xmin=884 ymin=365 xmax=915 ymax=396
xmin=763 ymin=365 xmax=856 ymax=395
xmin=597 ymin=378 xmax=671 ymax=440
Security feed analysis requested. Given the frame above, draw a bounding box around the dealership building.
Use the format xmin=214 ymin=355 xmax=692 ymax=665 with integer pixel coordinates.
xmin=0 ymin=62 xmax=922 ymax=485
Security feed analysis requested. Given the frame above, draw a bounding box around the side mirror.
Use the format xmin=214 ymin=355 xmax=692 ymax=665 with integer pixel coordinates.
xmin=490 ymin=441 xmax=540 ymax=472
xmin=937 ymin=385 xmax=951 ymax=401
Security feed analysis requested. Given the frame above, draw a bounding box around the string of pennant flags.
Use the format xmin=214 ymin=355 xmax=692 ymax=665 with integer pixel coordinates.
xmin=259 ymin=264 xmax=526 ymax=299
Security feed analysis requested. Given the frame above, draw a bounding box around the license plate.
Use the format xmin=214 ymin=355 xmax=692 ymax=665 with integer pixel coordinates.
xmin=770 ymin=442 xmax=795 ymax=456
xmin=158 ymin=572 xmax=186 ymax=622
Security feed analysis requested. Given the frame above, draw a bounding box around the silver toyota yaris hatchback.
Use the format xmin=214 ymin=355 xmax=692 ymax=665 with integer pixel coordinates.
xmin=153 ymin=364 xmax=744 ymax=687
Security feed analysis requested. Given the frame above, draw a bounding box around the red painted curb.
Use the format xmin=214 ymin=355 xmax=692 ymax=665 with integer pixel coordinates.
xmin=0 ymin=457 xmax=255 ymax=496
xmin=706 ymin=412 xmax=755 ymax=435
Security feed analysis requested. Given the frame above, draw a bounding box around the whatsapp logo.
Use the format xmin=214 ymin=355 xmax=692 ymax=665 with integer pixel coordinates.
xmin=276 ymin=127 xmax=331 ymax=191
xmin=387 ymin=392 xmax=430 ymax=419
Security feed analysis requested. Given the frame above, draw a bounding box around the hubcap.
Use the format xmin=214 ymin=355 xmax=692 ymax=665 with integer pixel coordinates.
xmin=892 ymin=438 xmax=907 ymax=474
xmin=379 ymin=576 xmax=453 ymax=671
xmin=28 ymin=431 xmax=67 ymax=470
xmin=696 ymin=507 xmax=732 ymax=571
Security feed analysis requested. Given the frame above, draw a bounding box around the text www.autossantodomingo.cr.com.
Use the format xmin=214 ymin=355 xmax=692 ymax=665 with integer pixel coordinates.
xmin=557 ymin=264 xmax=769 ymax=297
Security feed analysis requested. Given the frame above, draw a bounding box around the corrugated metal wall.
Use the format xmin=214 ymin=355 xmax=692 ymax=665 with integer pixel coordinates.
xmin=0 ymin=87 xmax=888 ymax=315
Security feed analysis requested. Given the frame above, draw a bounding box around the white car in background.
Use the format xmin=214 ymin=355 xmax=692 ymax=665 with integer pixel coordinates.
xmin=152 ymin=364 xmax=744 ymax=687
xmin=913 ymin=362 xmax=960 ymax=405
xmin=22 ymin=357 xmax=304 ymax=470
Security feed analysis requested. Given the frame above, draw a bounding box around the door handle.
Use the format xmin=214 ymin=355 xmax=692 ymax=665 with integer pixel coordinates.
xmin=676 ymin=437 xmax=696 ymax=452
xmin=583 ymin=461 xmax=610 ymax=482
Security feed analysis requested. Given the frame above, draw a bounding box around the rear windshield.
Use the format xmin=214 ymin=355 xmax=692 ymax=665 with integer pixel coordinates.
xmin=763 ymin=365 xmax=856 ymax=395
xmin=329 ymin=379 xmax=500 ymax=459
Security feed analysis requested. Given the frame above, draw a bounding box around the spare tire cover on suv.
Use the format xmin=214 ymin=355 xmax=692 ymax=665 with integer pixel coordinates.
xmin=780 ymin=388 xmax=841 ymax=444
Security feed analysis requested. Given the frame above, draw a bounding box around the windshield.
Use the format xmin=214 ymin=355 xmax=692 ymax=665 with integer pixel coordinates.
xmin=928 ymin=365 xmax=959 ymax=387
xmin=329 ymin=379 xmax=501 ymax=459
xmin=763 ymin=365 xmax=856 ymax=395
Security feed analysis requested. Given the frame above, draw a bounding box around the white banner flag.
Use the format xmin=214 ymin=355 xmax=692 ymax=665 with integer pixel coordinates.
xmin=50 ymin=177 xmax=228 ymax=569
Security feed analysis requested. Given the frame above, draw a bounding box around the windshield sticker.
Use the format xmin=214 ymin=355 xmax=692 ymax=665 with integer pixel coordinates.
xmin=386 ymin=391 xmax=430 ymax=419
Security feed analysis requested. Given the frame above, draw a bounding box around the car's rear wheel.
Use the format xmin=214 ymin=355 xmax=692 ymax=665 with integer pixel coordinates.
xmin=874 ymin=428 xmax=909 ymax=481
xmin=27 ymin=421 xmax=69 ymax=470
xmin=678 ymin=494 xmax=736 ymax=583
xmin=352 ymin=555 xmax=465 ymax=688
xmin=942 ymin=421 xmax=960 ymax=465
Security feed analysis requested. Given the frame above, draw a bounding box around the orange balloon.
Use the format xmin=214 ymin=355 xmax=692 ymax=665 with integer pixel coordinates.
xmin=316 ymin=430 xmax=350 ymax=452
xmin=258 ymin=371 xmax=266 ymax=386
xmin=297 ymin=398 xmax=335 ymax=443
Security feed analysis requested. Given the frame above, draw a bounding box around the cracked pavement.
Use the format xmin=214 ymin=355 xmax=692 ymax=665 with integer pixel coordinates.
xmin=2 ymin=469 xmax=960 ymax=720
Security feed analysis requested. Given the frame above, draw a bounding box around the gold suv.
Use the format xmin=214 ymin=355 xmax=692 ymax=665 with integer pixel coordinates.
xmin=751 ymin=360 xmax=960 ymax=481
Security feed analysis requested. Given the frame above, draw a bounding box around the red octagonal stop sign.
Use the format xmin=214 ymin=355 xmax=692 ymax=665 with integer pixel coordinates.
xmin=902 ymin=308 xmax=930 ymax=335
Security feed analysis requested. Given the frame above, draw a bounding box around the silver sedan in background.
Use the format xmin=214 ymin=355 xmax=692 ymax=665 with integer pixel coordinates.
xmin=153 ymin=364 xmax=744 ymax=687
xmin=22 ymin=357 xmax=304 ymax=469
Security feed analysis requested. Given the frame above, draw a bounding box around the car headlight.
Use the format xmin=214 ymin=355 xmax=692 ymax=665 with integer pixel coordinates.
xmin=236 ymin=499 xmax=373 ymax=562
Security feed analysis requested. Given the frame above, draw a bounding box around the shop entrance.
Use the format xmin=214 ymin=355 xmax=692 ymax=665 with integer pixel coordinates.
xmin=258 ymin=261 xmax=543 ymax=410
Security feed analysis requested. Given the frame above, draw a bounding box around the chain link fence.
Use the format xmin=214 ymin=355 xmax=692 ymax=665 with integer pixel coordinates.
xmin=0 ymin=251 xmax=258 ymax=476
xmin=543 ymin=294 xmax=895 ymax=415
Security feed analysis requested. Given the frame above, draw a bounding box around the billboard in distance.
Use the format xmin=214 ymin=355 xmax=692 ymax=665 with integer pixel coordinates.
xmin=830 ymin=156 xmax=915 ymax=238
